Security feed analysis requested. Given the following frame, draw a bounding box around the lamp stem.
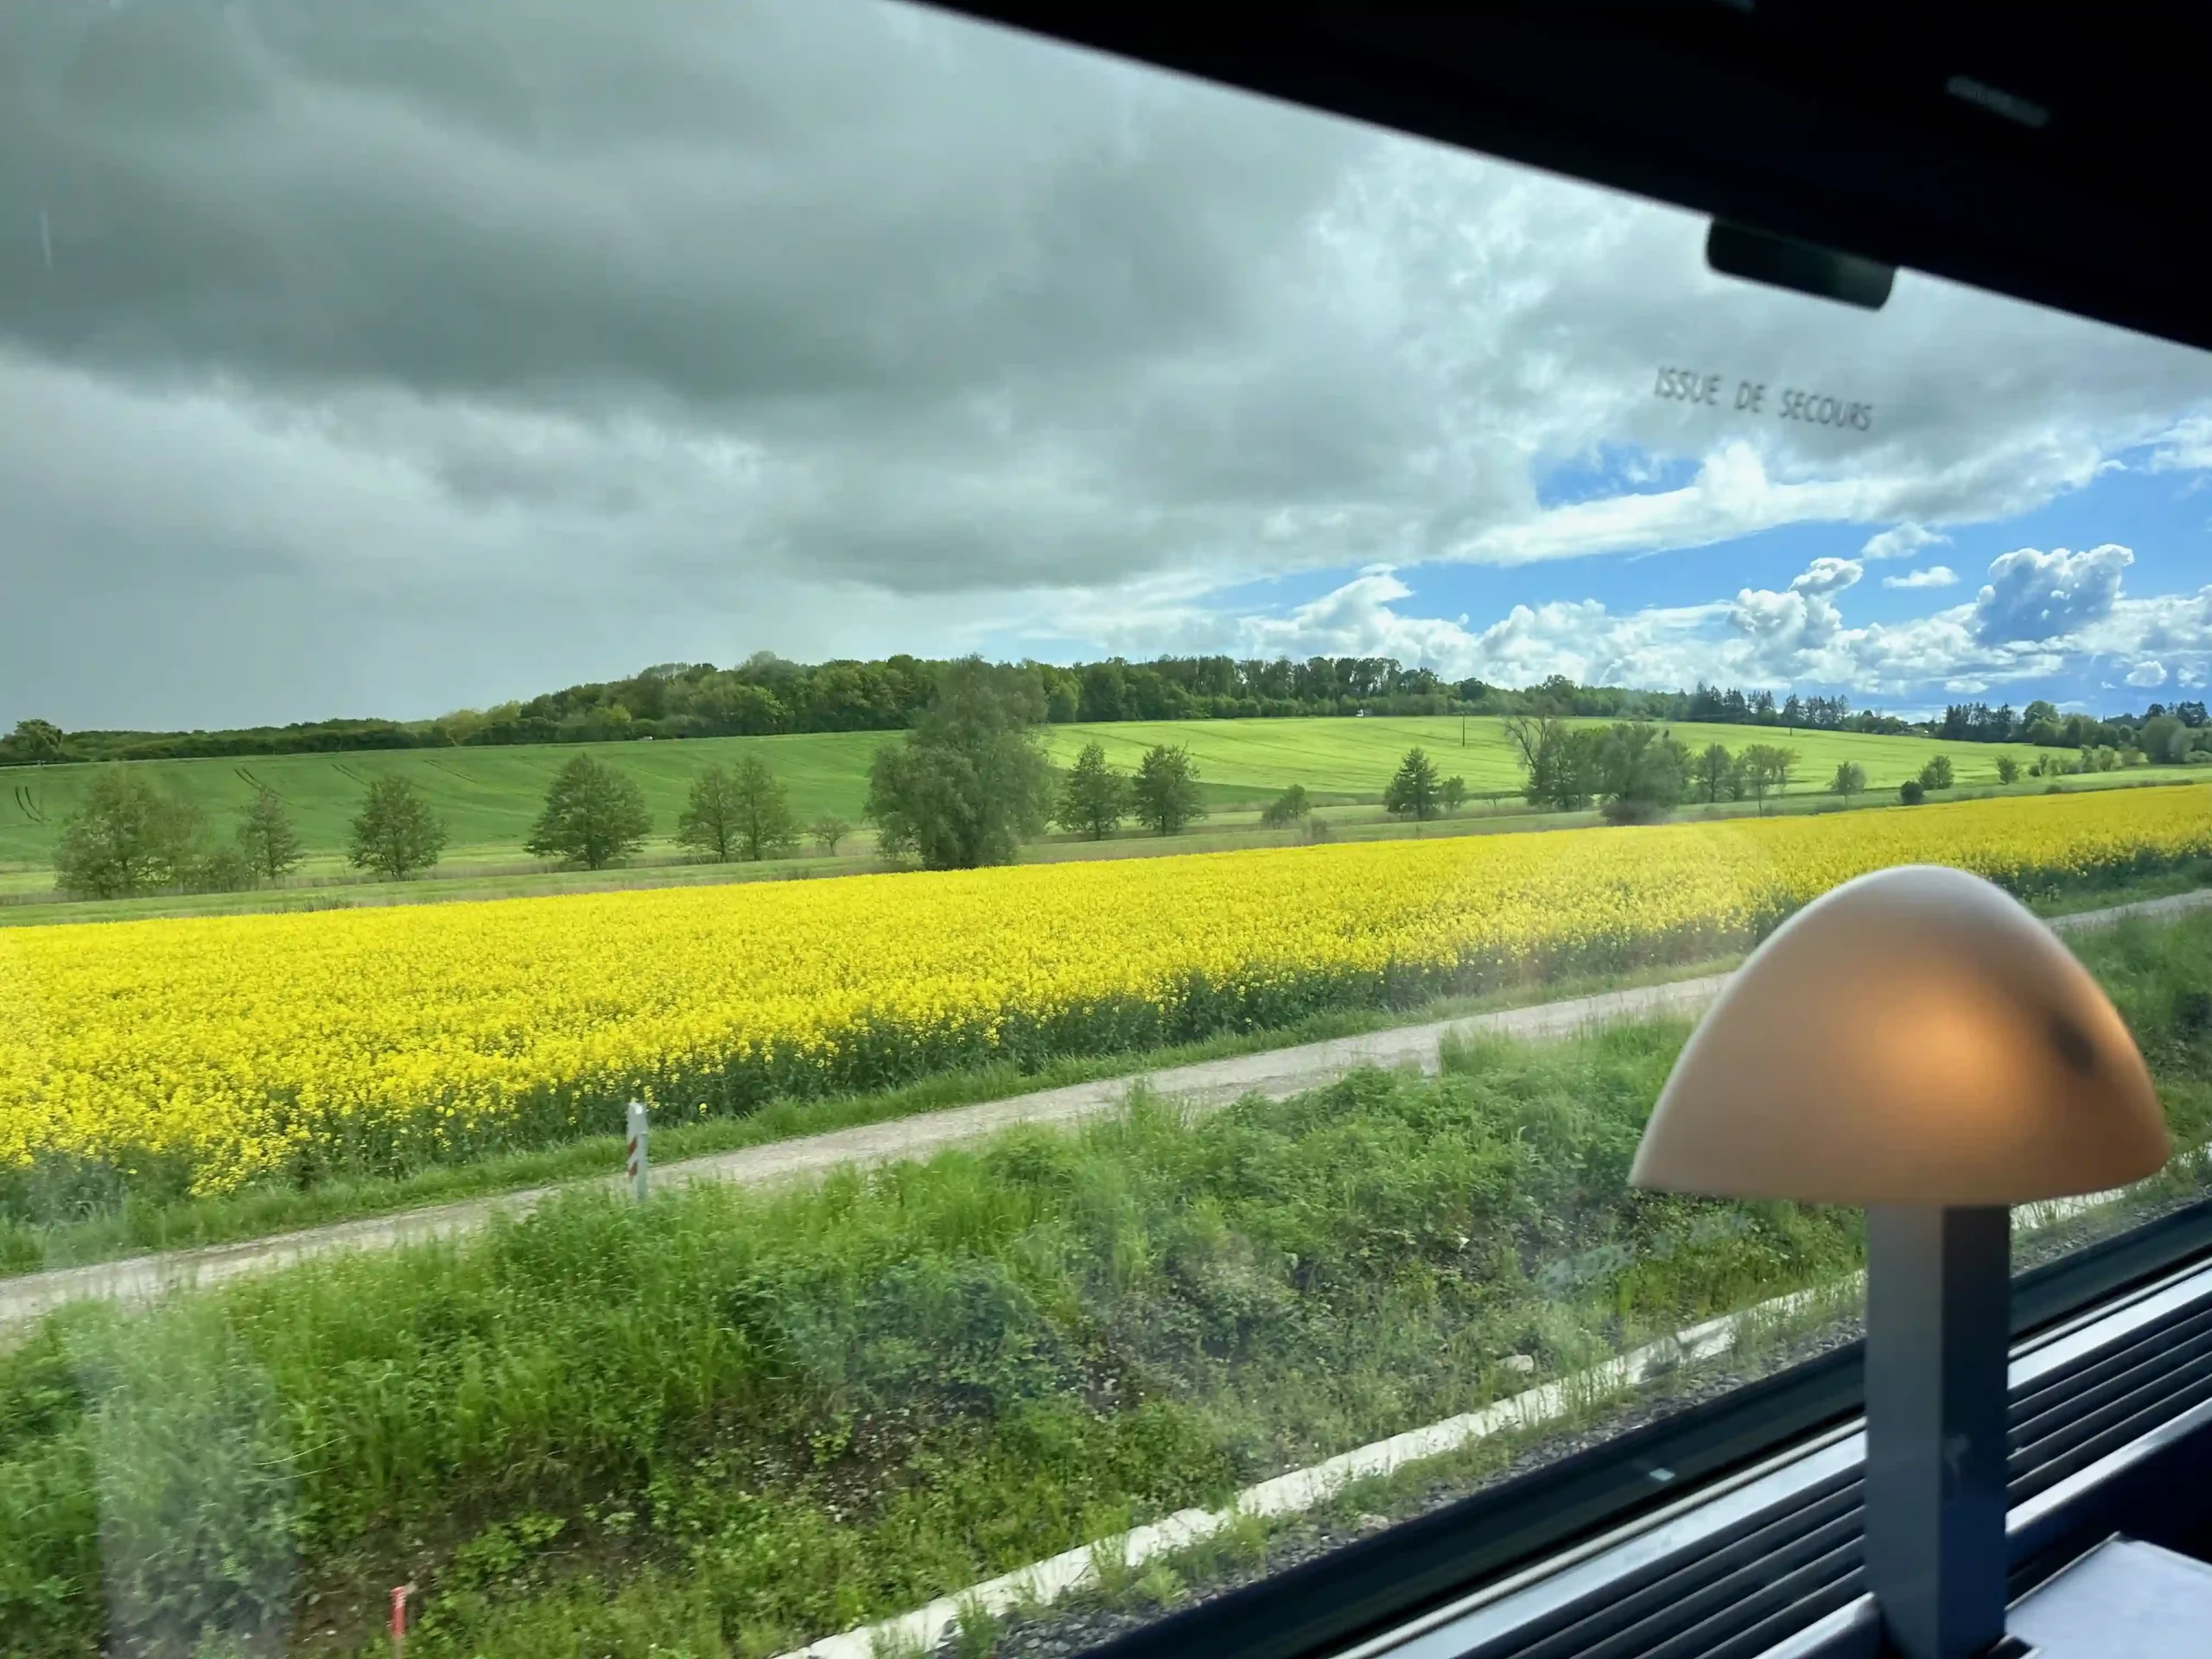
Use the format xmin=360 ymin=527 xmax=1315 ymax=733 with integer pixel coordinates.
xmin=1864 ymin=1204 xmax=2012 ymax=1659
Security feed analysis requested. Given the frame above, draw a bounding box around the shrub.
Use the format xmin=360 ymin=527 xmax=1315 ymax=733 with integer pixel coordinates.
xmin=1899 ymin=779 xmax=1927 ymax=805
xmin=1260 ymin=785 xmax=1311 ymax=830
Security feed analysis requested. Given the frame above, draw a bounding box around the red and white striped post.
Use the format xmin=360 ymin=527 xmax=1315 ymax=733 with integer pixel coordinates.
xmin=389 ymin=1582 xmax=415 ymax=1655
xmin=626 ymin=1100 xmax=649 ymax=1202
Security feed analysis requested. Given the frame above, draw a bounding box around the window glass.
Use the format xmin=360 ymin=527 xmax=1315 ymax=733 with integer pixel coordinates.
xmin=1 ymin=3 xmax=2209 ymax=1657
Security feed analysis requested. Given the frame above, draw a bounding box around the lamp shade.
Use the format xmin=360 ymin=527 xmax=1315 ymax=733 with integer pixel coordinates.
xmin=1630 ymin=864 xmax=2169 ymax=1206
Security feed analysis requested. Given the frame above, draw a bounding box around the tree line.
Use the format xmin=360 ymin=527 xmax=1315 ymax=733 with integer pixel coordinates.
xmin=21 ymin=652 xmax=2206 ymax=769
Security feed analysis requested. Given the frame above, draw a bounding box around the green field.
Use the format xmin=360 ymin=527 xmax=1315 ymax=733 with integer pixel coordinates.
xmin=3 ymin=910 xmax=2207 ymax=1659
xmin=0 ymin=715 xmax=2063 ymax=870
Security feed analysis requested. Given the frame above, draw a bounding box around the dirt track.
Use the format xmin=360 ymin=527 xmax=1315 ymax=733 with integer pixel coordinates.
xmin=3 ymin=887 xmax=2200 ymax=1332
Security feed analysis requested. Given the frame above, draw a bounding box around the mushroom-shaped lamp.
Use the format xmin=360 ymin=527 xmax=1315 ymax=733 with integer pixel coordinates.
xmin=1632 ymin=865 xmax=2168 ymax=1659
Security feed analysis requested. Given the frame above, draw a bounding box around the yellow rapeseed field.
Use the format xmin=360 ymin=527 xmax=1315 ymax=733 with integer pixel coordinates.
xmin=3 ymin=786 xmax=2207 ymax=1193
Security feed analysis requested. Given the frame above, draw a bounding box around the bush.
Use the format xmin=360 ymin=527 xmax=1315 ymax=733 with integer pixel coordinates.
xmin=1259 ymin=785 xmax=1311 ymax=830
xmin=189 ymin=845 xmax=259 ymax=893
xmin=1899 ymin=779 xmax=1927 ymax=805
xmin=1919 ymin=754 xmax=1955 ymax=791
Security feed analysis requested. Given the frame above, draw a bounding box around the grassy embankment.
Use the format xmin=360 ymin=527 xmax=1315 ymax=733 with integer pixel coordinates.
xmin=2 ymin=911 xmax=2209 ymax=1659
xmin=2 ymin=715 xmax=2136 ymax=927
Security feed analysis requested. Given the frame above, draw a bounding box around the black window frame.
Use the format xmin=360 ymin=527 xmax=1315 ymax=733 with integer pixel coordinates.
xmin=1082 ymin=1199 xmax=2212 ymax=1659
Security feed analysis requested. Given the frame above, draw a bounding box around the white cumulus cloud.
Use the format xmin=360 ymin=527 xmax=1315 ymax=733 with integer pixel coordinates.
xmin=1972 ymin=544 xmax=2133 ymax=645
xmin=1120 ymin=540 xmax=2212 ymax=708
xmin=1860 ymin=523 xmax=1951 ymax=561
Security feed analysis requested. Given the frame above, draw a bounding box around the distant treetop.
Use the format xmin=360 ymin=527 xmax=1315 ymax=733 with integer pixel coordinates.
xmin=5 ymin=666 xmax=2196 ymax=770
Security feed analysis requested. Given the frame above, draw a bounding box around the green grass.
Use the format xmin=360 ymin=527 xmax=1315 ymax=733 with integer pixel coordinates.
xmin=3 ymin=911 xmax=2209 ymax=1659
xmin=0 ymin=730 xmax=893 ymax=870
xmin=1040 ymin=715 xmax=2064 ymax=804
xmin=0 ymin=715 xmax=2092 ymax=874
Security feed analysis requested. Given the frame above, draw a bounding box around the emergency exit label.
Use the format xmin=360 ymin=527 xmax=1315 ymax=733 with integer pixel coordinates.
xmin=1652 ymin=366 xmax=1874 ymax=432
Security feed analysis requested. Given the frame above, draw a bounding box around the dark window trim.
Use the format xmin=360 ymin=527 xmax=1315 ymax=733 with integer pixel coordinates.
xmin=928 ymin=4 xmax=2212 ymax=357
xmin=1083 ymin=1198 xmax=2212 ymax=1659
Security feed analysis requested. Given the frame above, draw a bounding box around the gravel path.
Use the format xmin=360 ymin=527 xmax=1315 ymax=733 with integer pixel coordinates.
xmin=3 ymin=887 xmax=2201 ymax=1332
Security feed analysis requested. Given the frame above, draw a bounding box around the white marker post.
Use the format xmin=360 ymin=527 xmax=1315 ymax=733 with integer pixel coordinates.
xmin=626 ymin=1101 xmax=649 ymax=1202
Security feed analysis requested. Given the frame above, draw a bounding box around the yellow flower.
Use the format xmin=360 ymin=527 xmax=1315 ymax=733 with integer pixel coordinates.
xmin=0 ymin=786 xmax=2203 ymax=1193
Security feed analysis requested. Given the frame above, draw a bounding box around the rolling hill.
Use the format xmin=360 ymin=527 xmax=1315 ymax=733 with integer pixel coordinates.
xmin=0 ymin=715 xmax=2061 ymax=868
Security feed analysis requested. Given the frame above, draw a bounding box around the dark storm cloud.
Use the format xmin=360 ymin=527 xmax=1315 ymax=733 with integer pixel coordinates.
xmin=0 ymin=0 xmax=1357 ymax=412
xmin=2 ymin=0 xmax=2210 ymax=731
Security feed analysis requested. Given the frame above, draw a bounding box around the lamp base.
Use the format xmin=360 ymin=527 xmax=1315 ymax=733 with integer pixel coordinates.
xmin=1864 ymin=1204 xmax=2012 ymax=1659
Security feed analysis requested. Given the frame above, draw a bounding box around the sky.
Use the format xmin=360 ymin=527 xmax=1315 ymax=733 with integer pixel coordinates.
xmin=2 ymin=0 xmax=2210 ymax=731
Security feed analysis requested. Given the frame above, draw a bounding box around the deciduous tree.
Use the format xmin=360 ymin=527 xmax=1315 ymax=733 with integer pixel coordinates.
xmin=53 ymin=767 xmax=204 ymax=897
xmin=676 ymin=764 xmax=742 ymax=861
xmin=1736 ymin=745 xmax=1798 ymax=815
xmin=1503 ymin=712 xmax=1605 ymax=811
xmin=348 ymin=775 xmax=449 ymax=880
xmin=6 ymin=718 xmax=64 ymax=764
xmin=1055 ymin=741 xmax=1129 ymax=840
xmin=864 ymin=658 xmax=1053 ymax=868
xmin=1595 ymin=722 xmax=1688 ymax=823
xmin=1130 ymin=744 xmax=1205 ymax=836
xmin=1693 ymin=742 xmax=1735 ymax=804
xmin=526 ymin=754 xmax=650 ymax=869
xmin=235 ymin=787 xmax=303 ymax=880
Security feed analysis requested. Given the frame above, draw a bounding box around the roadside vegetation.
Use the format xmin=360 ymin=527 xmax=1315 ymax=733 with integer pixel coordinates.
xmin=3 ymin=910 xmax=2208 ymax=1659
